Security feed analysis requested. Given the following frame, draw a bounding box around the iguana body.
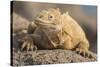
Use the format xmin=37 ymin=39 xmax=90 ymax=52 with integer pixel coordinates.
xmin=20 ymin=8 xmax=95 ymax=58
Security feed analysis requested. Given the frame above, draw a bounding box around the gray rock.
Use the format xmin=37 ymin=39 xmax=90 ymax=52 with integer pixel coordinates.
xmin=12 ymin=49 xmax=97 ymax=66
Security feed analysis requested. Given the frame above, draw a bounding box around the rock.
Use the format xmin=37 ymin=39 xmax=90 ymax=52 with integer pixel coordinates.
xmin=12 ymin=12 xmax=30 ymax=33
xmin=11 ymin=49 xmax=97 ymax=66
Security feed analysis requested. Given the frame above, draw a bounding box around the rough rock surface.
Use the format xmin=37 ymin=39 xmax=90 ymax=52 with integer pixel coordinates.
xmin=12 ymin=49 xmax=97 ymax=66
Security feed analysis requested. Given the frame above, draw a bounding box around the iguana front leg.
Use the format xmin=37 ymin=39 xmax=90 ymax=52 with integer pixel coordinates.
xmin=21 ymin=34 xmax=37 ymax=51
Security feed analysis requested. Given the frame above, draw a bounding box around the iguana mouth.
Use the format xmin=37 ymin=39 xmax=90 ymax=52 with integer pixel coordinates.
xmin=35 ymin=17 xmax=56 ymax=26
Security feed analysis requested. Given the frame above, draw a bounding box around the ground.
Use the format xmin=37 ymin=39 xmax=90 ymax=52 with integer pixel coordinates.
xmin=12 ymin=50 xmax=96 ymax=66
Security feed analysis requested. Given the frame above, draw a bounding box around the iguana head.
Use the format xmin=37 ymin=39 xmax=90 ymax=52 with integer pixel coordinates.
xmin=34 ymin=8 xmax=62 ymax=28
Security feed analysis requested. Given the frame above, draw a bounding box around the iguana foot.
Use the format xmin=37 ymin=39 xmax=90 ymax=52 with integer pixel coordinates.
xmin=75 ymin=48 xmax=96 ymax=59
xmin=21 ymin=35 xmax=37 ymax=51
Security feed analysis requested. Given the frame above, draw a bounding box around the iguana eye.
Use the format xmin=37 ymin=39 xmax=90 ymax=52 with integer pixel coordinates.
xmin=49 ymin=16 xmax=53 ymax=18
xmin=48 ymin=15 xmax=54 ymax=20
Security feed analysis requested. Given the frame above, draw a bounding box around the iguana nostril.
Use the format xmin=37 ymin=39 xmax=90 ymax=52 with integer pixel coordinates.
xmin=39 ymin=15 xmax=43 ymax=18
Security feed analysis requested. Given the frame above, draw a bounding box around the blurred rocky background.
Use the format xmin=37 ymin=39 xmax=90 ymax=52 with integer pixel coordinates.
xmin=11 ymin=1 xmax=97 ymax=66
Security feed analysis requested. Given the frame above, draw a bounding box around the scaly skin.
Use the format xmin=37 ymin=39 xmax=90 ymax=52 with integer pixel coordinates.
xmin=20 ymin=8 xmax=95 ymax=59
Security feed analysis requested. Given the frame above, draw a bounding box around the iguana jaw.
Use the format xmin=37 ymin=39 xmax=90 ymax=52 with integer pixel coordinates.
xmin=35 ymin=17 xmax=56 ymax=25
xmin=35 ymin=17 xmax=62 ymax=47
